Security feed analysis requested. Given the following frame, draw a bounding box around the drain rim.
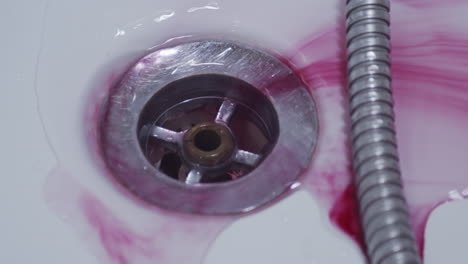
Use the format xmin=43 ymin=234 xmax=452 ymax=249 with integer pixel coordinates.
xmin=100 ymin=40 xmax=318 ymax=214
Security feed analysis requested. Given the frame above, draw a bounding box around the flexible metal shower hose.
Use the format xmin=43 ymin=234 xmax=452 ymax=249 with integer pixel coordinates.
xmin=345 ymin=0 xmax=422 ymax=263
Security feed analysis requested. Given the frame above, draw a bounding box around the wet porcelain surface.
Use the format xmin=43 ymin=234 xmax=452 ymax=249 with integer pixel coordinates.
xmin=2 ymin=0 xmax=468 ymax=263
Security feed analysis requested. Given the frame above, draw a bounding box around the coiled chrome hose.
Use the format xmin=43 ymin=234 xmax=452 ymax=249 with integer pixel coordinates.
xmin=345 ymin=1 xmax=422 ymax=263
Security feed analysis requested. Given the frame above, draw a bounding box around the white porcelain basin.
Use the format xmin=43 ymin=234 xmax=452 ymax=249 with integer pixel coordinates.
xmin=3 ymin=0 xmax=468 ymax=263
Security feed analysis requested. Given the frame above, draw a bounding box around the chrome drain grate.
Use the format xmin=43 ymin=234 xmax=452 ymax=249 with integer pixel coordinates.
xmin=100 ymin=40 xmax=318 ymax=214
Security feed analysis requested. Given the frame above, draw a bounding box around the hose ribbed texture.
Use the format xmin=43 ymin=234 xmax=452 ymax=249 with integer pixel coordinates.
xmin=345 ymin=1 xmax=422 ymax=263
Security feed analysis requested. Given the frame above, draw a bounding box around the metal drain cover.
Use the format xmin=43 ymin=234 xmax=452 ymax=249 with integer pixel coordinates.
xmin=100 ymin=40 xmax=318 ymax=214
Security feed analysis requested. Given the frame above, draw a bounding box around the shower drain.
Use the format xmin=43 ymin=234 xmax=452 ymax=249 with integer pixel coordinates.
xmin=100 ymin=40 xmax=318 ymax=214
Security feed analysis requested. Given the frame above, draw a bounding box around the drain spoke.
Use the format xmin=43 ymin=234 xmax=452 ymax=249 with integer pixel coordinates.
xmin=233 ymin=150 xmax=262 ymax=167
xmin=151 ymin=126 xmax=183 ymax=145
xmin=186 ymin=169 xmax=203 ymax=184
xmin=215 ymin=98 xmax=236 ymax=124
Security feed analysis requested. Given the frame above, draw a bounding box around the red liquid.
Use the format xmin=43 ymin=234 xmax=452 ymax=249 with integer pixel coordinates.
xmin=45 ymin=1 xmax=468 ymax=263
xmin=287 ymin=0 xmax=468 ymax=257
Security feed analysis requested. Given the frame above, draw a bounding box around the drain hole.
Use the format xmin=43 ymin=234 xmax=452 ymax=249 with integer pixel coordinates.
xmin=139 ymin=74 xmax=280 ymax=184
xmin=194 ymin=130 xmax=221 ymax=152
xmin=159 ymin=152 xmax=182 ymax=179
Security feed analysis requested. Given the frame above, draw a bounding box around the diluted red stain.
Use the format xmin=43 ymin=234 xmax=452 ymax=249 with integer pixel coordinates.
xmin=286 ymin=0 xmax=468 ymax=258
xmin=81 ymin=195 xmax=158 ymax=264
xmin=329 ymin=184 xmax=364 ymax=249
xmin=46 ymin=167 xmax=234 ymax=264
xmin=395 ymin=0 xmax=467 ymax=8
